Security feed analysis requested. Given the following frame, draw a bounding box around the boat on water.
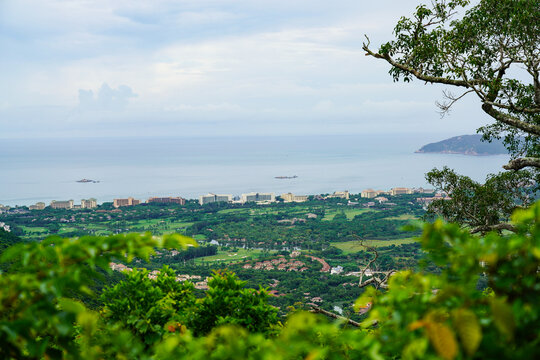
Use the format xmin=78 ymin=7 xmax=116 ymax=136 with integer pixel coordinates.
xmin=275 ymin=175 xmax=298 ymax=179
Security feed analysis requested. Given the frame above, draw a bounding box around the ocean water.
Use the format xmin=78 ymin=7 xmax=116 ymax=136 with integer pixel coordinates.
xmin=0 ymin=134 xmax=510 ymax=206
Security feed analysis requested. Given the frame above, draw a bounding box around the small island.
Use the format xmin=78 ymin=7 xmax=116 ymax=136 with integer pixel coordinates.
xmin=76 ymin=179 xmax=100 ymax=183
xmin=275 ymin=175 xmax=298 ymax=179
xmin=415 ymin=134 xmax=508 ymax=156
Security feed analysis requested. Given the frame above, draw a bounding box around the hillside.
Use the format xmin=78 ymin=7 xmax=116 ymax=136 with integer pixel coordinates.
xmin=415 ymin=134 xmax=508 ymax=155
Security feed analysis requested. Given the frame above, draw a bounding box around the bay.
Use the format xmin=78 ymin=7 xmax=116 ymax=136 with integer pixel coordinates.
xmin=0 ymin=134 xmax=510 ymax=206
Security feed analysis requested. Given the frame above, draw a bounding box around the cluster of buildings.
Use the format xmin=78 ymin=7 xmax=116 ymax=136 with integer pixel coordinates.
xmin=14 ymin=187 xmax=438 ymax=212
xmin=50 ymin=199 xmax=97 ymax=210
xmin=198 ymin=190 xmax=349 ymax=206
xmin=361 ymin=187 xmax=434 ymax=199
xmin=416 ymin=193 xmax=451 ymax=206
xmin=113 ymin=196 xmax=185 ymax=208
xmin=22 ymin=199 xmax=98 ymax=211
xmin=242 ymin=257 xmax=309 ymax=272
xmin=109 ymin=262 xmax=209 ymax=289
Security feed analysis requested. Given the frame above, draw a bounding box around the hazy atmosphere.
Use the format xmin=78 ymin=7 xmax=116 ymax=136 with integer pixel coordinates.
xmin=1 ymin=0 xmax=488 ymax=138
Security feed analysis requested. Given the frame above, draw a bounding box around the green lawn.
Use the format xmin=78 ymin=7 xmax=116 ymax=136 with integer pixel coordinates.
xmin=21 ymin=226 xmax=49 ymax=234
xmin=332 ymin=238 xmax=418 ymax=253
xmin=58 ymin=227 xmax=78 ymax=234
xmin=217 ymin=209 xmax=249 ymax=214
xmin=323 ymin=208 xmax=376 ymax=221
xmin=194 ymin=248 xmax=273 ymax=264
xmin=384 ymin=214 xmax=418 ymax=221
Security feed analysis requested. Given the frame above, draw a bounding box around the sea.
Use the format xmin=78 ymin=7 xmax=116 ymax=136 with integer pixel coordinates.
xmin=0 ymin=134 xmax=510 ymax=206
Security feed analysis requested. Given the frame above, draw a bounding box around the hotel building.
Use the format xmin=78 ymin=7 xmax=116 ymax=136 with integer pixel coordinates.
xmin=147 ymin=196 xmax=186 ymax=205
xmin=50 ymin=200 xmax=74 ymax=209
xmin=241 ymin=192 xmax=275 ymax=203
xmin=280 ymin=193 xmax=308 ymax=202
xmin=390 ymin=187 xmax=413 ymax=196
xmin=199 ymin=193 xmax=233 ymax=205
xmin=113 ymin=197 xmax=141 ymax=208
xmin=81 ymin=198 xmax=97 ymax=209
xmin=328 ymin=190 xmax=350 ymax=200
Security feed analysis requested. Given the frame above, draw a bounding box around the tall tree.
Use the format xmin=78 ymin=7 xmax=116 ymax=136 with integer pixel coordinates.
xmin=363 ymin=0 xmax=539 ymax=232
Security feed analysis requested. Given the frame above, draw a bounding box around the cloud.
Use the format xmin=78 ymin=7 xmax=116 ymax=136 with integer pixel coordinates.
xmin=77 ymin=83 xmax=137 ymax=111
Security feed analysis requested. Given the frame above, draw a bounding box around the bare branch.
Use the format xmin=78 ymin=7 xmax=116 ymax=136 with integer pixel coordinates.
xmin=358 ymin=277 xmax=377 ymax=289
xmin=309 ymin=305 xmax=361 ymax=327
xmin=436 ymin=89 xmax=475 ymax=116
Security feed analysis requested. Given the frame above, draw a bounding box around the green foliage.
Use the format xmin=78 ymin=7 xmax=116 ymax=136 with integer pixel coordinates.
xmin=356 ymin=202 xmax=540 ymax=359
xmin=101 ymin=265 xmax=196 ymax=346
xmin=0 ymin=203 xmax=539 ymax=359
xmin=365 ymin=0 xmax=540 ymax=230
xmin=425 ymin=166 xmax=536 ymax=233
xmin=189 ymin=270 xmax=280 ymax=336
xmin=0 ymin=232 xmax=195 ymax=359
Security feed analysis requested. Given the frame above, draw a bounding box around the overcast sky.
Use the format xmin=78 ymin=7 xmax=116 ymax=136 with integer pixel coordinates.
xmin=0 ymin=0 xmax=488 ymax=139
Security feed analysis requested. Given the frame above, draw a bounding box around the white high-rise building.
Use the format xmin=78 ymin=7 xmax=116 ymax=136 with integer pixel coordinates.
xmin=199 ymin=193 xmax=233 ymax=205
xmin=241 ymin=192 xmax=275 ymax=203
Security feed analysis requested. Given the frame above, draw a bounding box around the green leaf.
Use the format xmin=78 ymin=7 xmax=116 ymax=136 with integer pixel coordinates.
xmin=452 ymin=308 xmax=482 ymax=357
xmin=57 ymin=298 xmax=86 ymax=314
xmin=490 ymin=298 xmax=515 ymax=340
xmin=425 ymin=320 xmax=458 ymax=360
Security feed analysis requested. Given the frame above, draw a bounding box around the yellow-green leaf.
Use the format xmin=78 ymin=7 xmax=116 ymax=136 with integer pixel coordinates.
xmin=57 ymin=297 xmax=86 ymax=314
xmin=532 ymin=247 xmax=540 ymax=260
xmin=425 ymin=321 xmax=458 ymax=360
xmin=490 ymin=298 xmax=515 ymax=340
xmin=452 ymin=308 xmax=482 ymax=356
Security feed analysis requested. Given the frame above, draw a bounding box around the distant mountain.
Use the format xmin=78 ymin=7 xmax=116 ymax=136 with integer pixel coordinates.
xmin=415 ymin=135 xmax=508 ymax=156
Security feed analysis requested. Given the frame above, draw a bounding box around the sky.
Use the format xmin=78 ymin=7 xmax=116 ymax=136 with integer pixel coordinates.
xmin=0 ymin=0 xmax=489 ymax=139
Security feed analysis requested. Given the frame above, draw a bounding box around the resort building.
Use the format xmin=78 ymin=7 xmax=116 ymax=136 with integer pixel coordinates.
xmin=241 ymin=192 xmax=275 ymax=203
xmin=412 ymin=187 xmax=435 ymax=194
xmin=113 ymin=197 xmax=141 ymax=208
xmin=147 ymin=196 xmax=186 ymax=205
xmin=50 ymin=200 xmax=74 ymax=209
xmin=199 ymin=193 xmax=232 ymax=205
xmin=280 ymin=193 xmax=308 ymax=202
xmin=416 ymin=194 xmax=451 ymax=206
xmin=328 ymin=191 xmax=350 ymax=200
xmin=390 ymin=187 xmax=413 ymax=196
xmin=361 ymin=189 xmax=387 ymax=198
xmin=81 ymin=198 xmax=97 ymax=209
xmin=28 ymin=202 xmax=46 ymax=210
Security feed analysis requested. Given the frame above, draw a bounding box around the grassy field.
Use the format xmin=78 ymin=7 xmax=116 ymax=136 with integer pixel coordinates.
xmin=332 ymin=238 xmax=418 ymax=253
xmin=322 ymin=208 xmax=375 ymax=221
xmin=194 ymin=248 xmax=273 ymax=264
xmin=384 ymin=214 xmax=418 ymax=221
xmin=20 ymin=226 xmax=49 ymax=234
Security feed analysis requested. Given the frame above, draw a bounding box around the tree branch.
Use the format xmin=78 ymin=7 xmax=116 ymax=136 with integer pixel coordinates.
xmin=309 ymin=305 xmax=361 ymax=327
xmin=471 ymin=223 xmax=517 ymax=234
xmin=483 ymin=100 xmax=540 ymax=114
xmin=503 ymin=157 xmax=540 ymax=170
xmin=481 ymin=103 xmax=540 ymax=136
xmin=436 ymin=89 xmax=475 ymax=115
xmin=362 ymin=38 xmax=486 ymax=88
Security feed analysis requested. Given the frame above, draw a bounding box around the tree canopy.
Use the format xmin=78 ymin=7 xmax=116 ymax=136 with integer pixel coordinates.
xmin=364 ymin=0 xmax=539 ymax=232
xmin=364 ymin=0 xmax=539 ymax=164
